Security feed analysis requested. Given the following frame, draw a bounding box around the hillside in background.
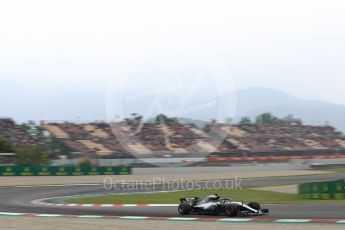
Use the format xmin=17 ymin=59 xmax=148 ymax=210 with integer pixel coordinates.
xmin=1 ymin=80 xmax=345 ymax=131
xmin=236 ymin=87 xmax=345 ymax=131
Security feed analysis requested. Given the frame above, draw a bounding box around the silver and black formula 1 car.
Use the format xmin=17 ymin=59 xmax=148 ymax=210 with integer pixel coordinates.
xmin=178 ymin=194 xmax=269 ymax=216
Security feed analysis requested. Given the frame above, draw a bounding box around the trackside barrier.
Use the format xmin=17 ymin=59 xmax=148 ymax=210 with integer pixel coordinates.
xmin=0 ymin=166 xmax=132 ymax=176
xmin=298 ymin=180 xmax=345 ymax=200
xmin=207 ymin=155 xmax=345 ymax=162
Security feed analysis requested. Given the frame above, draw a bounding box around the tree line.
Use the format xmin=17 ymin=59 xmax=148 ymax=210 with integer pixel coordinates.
xmin=239 ymin=113 xmax=303 ymax=126
xmin=0 ymin=138 xmax=50 ymax=166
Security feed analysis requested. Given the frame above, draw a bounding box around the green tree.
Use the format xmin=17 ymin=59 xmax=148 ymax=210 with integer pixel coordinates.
xmin=46 ymin=137 xmax=71 ymax=158
xmin=282 ymin=114 xmax=302 ymax=125
xmin=15 ymin=145 xmax=51 ymax=166
xmin=255 ymin=113 xmax=279 ymax=125
xmin=22 ymin=121 xmax=45 ymax=141
xmin=155 ymin=114 xmax=178 ymax=124
xmin=0 ymin=138 xmax=14 ymax=153
xmin=255 ymin=113 xmax=303 ymax=126
xmin=239 ymin=116 xmax=252 ymax=125
xmin=203 ymin=119 xmax=217 ymax=133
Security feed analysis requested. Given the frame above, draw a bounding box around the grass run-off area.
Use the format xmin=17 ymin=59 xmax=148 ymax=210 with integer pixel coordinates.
xmin=66 ymin=188 xmax=345 ymax=204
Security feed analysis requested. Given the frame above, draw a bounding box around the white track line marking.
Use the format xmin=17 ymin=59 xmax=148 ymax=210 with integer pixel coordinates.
xmin=275 ymin=219 xmax=311 ymax=223
xmin=120 ymin=216 xmax=149 ymax=219
xmin=217 ymin=218 xmax=252 ymax=222
xmin=0 ymin=212 xmax=24 ymax=216
xmin=66 ymin=204 xmax=78 ymax=207
xmin=0 ymin=212 xmax=343 ymax=224
xmin=35 ymin=214 xmax=62 ymax=217
xmin=81 ymin=204 xmax=94 ymax=207
xmin=77 ymin=215 xmax=103 ymax=218
xmin=168 ymin=217 xmax=198 ymax=221
xmin=100 ymin=204 xmax=113 ymax=207
xmin=336 ymin=220 xmax=345 ymax=223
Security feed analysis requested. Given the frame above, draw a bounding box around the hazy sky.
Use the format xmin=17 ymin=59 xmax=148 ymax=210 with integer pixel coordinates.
xmin=1 ymin=0 xmax=345 ymax=121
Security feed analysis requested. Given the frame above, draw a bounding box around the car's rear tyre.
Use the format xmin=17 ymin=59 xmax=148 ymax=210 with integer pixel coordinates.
xmin=225 ymin=204 xmax=238 ymax=216
xmin=248 ymin=202 xmax=261 ymax=211
xmin=178 ymin=203 xmax=192 ymax=215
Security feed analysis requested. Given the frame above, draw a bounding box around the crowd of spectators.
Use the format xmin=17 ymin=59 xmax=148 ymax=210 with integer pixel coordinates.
xmin=42 ymin=121 xmax=345 ymax=157
xmin=214 ymin=124 xmax=345 ymax=152
xmin=2 ymin=117 xmax=345 ymax=158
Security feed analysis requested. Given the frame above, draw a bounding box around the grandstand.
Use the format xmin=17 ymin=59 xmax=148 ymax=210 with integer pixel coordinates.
xmin=3 ymin=117 xmax=345 ymax=159
xmin=41 ymin=121 xmax=345 ymax=158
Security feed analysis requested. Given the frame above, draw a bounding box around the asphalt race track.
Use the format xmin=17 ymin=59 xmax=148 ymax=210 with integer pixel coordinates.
xmin=1 ymin=173 xmax=345 ymax=220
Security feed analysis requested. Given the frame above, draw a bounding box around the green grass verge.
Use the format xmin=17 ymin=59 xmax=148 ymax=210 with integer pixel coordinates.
xmin=66 ymin=188 xmax=345 ymax=204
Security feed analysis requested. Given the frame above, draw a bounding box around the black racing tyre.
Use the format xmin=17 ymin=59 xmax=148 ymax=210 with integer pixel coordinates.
xmin=225 ymin=204 xmax=238 ymax=216
xmin=248 ymin=202 xmax=261 ymax=211
xmin=178 ymin=203 xmax=192 ymax=215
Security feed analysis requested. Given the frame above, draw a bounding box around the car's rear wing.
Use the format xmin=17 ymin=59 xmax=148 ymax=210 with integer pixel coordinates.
xmin=180 ymin=197 xmax=198 ymax=203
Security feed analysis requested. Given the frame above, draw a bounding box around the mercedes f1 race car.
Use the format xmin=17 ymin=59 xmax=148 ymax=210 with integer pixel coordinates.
xmin=178 ymin=194 xmax=269 ymax=216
